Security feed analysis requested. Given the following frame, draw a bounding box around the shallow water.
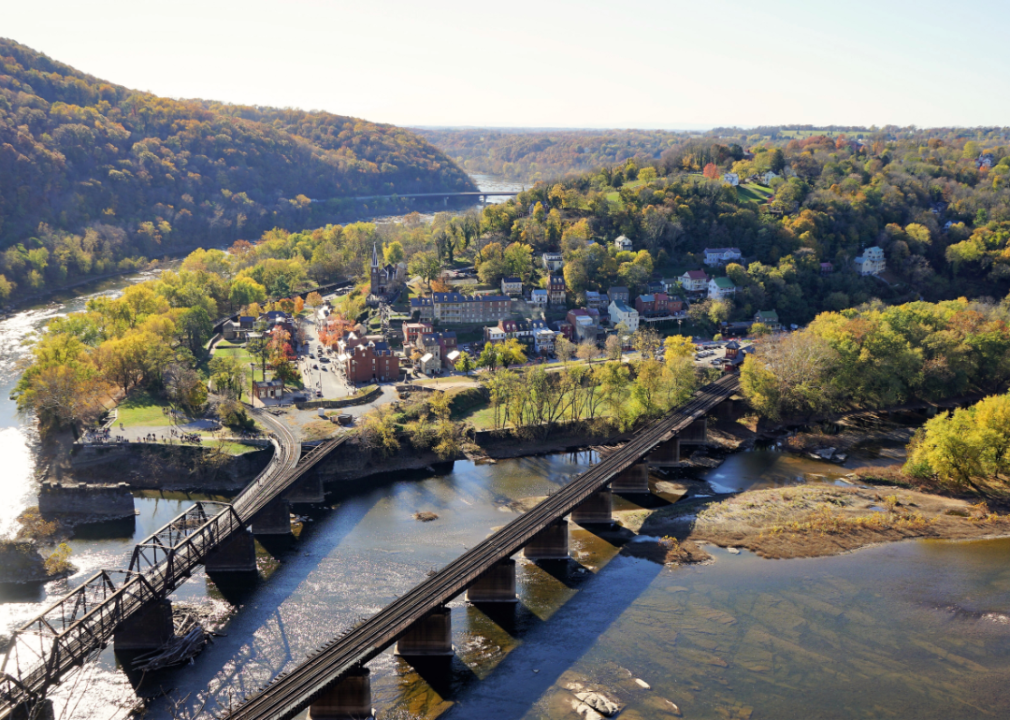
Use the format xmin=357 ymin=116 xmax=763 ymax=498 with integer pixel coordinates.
xmin=701 ymin=442 xmax=908 ymax=495
xmin=4 ymin=449 xmax=1010 ymax=719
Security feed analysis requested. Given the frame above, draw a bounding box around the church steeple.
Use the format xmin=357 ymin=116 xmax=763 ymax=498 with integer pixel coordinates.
xmin=372 ymin=242 xmax=379 ymax=268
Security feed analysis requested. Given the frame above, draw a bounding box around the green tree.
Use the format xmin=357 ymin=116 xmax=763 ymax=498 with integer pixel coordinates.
xmin=454 ymin=351 xmax=475 ymax=376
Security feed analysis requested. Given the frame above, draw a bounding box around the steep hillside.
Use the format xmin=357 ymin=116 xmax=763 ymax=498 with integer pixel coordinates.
xmin=416 ymin=127 xmax=687 ymax=183
xmin=0 ymin=38 xmax=474 ymax=301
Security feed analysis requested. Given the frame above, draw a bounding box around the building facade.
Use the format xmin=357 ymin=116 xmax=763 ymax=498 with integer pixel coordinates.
xmin=703 ymin=248 xmax=742 ymax=266
xmin=547 ymin=274 xmax=566 ymax=305
xmin=854 ymin=246 xmax=886 ymax=276
xmin=680 ymin=270 xmax=709 ymax=292
xmin=345 ymin=341 xmax=399 ymax=383
xmin=501 ymin=277 xmax=523 ymax=296
xmin=431 ymin=293 xmax=511 ymax=323
xmin=608 ymin=300 xmax=640 ymax=332
xmin=708 ymin=277 xmax=737 ymax=299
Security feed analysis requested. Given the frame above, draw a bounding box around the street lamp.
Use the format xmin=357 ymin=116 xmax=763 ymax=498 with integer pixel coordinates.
xmin=250 ymin=362 xmax=255 ymax=403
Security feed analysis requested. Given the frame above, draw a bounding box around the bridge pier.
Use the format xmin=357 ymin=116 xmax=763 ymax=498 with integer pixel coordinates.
xmin=571 ymin=487 xmax=612 ymax=526
xmin=611 ymin=463 xmax=651 ymax=493
xmin=252 ymin=498 xmax=291 ymax=535
xmin=647 ymin=437 xmax=680 ymax=467
xmin=204 ymin=528 xmax=257 ymax=574
xmin=523 ymin=520 xmax=569 ymax=560
xmin=38 ymin=481 xmax=135 ymax=520
xmin=307 ymin=667 xmax=372 ymax=720
xmin=114 ymin=598 xmax=174 ymax=652
xmin=395 ymin=605 xmax=453 ymax=657
xmin=284 ymin=473 xmax=325 ymax=504
xmin=466 ymin=558 xmax=517 ymax=603
xmin=680 ymin=417 xmax=708 ymax=445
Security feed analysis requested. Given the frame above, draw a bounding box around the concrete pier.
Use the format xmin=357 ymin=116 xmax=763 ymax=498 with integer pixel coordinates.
xmin=251 ymin=498 xmax=291 ymax=535
xmin=204 ymin=528 xmax=257 ymax=574
xmin=611 ymin=462 xmax=650 ymax=493
xmin=114 ymin=598 xmax=174 ymax=652
xmin=38 ymin=481 xmax=134 ymax=520
xmin=647 ymin=437 xmax=681 ymax=467
xmin=307 ymin=667 xmax=372 ymax=720
xmin=571 ymin=487 xmax=612 ymax=526
xmin=523 ymin=520 xmax=569 ymax=560
xmin=284 ymin=473 xmax=325 ymax=504
xmin=395 ymin=606 xmax=453 ymax=657
xmin=466 ymin=558 xmax=517 ymax=603
xmin=680 ymin=417 xmax=708 ymax=445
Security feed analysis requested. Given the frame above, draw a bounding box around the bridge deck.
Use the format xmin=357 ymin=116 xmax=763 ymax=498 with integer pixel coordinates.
xmin=226 ymin=375 xmax=739 ymax=719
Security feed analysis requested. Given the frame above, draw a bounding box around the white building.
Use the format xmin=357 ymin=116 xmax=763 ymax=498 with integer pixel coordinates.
xmin=703 ymin=247 xmax=742 ymax=266
xmin=501 ymin=276 xmax=522 ymax=296
xmin=542 ymin=252 xmax=564 ymax=272
xmin=722 ymin=172 xmax=739 ymax=187
xmin=608 ymin=300 xmax=640 ymax=333
xmin=762 ymin=171 xmax=779 ymax=184
xmin=530 ymin=289 xmax=549 ymax=307
xmin=854 ymin=246 xmax=886 ymax=276
xmin=708 ymin=277 xmax=737 ymax=300
xmin=534 ymin=328 xmax=557 ymax=355
xmin=680 ymin=270 xmax=709 ymax=292
xmin=614 ymin=235 xmax=633 ymax=252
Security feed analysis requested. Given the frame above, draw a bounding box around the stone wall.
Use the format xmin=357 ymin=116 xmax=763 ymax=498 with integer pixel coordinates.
xmin=68 ymin=443 xmax=273 ymax=491
xmin=38 ymin=480 xmax=135 ymax=520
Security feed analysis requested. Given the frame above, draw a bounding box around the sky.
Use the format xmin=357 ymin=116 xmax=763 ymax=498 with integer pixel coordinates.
xmin=4 ymin=0 xmax=1009 ymax=130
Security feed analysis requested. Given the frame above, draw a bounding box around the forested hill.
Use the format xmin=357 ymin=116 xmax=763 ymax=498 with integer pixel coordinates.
xmin=416 ymin=127 xmax=685 ymax=184
xmin=0 ymin=38 xmax=474 ymax=302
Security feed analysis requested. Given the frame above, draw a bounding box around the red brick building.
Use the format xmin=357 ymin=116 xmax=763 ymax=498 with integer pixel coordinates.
xmin=345 ymin=341 xmax=399 ymax=383
xmin=402 ymin=321 xmax=433 ymax=347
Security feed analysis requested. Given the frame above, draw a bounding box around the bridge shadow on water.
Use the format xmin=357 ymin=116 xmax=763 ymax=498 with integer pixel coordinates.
xmin=133 ymin=464 xmax=474 ymax=716
xmin=129 ymin=486 xmax=384 ymax=712
xmin=378 ymin=521 xmax=666 ymax=720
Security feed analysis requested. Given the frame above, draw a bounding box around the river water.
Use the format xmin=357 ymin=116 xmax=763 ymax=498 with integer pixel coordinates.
xmin=2 ymin=175 xmax=1010 ymax=718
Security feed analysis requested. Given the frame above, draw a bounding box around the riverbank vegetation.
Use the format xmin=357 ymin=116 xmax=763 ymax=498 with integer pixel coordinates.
xmin=0 ymin=38 xmax=473 ymax=303
xmin=903 ymin=393 xmax=1010 ymax=494
xmin=739 ymin=297 xmax=1010 ymax=420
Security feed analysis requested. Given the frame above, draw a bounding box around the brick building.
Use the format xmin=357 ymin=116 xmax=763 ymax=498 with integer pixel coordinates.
xmin=345 ymin=341 xmax=399 ymax=383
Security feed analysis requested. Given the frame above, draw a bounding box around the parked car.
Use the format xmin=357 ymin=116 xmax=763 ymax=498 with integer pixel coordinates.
xmin=293 ymin=395 xmax=307 ymax=402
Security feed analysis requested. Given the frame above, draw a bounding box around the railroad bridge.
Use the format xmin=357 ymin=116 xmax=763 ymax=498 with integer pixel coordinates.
xmin=0 ymin=375 xmax=739 ymax=718
xmin=0 ymin=409 xmax=348 ymax=717
xmin=226 ymin=374 xmax=741 ymax=720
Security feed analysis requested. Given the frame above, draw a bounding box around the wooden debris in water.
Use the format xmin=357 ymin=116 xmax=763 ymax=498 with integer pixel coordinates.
xmin=131 ymin=614 xmax=222 ymax=672
xmin=413 ymin=511 xmax=439 ymax=522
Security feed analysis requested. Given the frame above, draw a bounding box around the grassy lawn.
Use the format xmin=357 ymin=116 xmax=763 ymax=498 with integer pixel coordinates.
xmin=737 ymin=183 xmax=773 ymax=203
xmin=117 ymin=390 xmax=174 ymax=428
xmin=212 ymin=441 xmax=261 ymax=455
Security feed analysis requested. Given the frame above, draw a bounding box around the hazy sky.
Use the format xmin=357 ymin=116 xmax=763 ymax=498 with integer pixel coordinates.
xmin=4 ymin=0 xmax=1009 ymax=129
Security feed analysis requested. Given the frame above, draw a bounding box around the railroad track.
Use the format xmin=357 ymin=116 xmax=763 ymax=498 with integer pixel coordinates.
xmin=0 ymin=402 xmax=322 ymax=717
xmin=227 ymin=375 xmax=738 ymax=719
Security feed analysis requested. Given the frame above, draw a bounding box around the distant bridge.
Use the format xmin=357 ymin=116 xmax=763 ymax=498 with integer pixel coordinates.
xmin=0 ymin=412 xmax=350 ymax=717
xmin=312 ymin=191 xmax=521 ymax=206
xmin=225 ymin=374 xmax=740 ymax=720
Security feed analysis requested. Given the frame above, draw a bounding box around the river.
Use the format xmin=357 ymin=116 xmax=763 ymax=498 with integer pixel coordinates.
xmin=2 ymin=175 xmax=1010 ymax=719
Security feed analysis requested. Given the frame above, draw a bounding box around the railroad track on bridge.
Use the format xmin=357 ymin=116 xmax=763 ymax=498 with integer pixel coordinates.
xmin=0 ymin=406 xmax=347 ymax=716
xmin=226 ymin=374 xmax=739 ymax=719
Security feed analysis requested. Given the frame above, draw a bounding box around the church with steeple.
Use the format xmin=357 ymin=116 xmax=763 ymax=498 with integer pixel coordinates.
xmin=369 ymin=242 xmax=404 ymax=302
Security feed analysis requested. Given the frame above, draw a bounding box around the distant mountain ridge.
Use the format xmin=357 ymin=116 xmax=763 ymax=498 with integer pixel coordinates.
xmin=0 ymin=38 xmax=474 ymax=263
